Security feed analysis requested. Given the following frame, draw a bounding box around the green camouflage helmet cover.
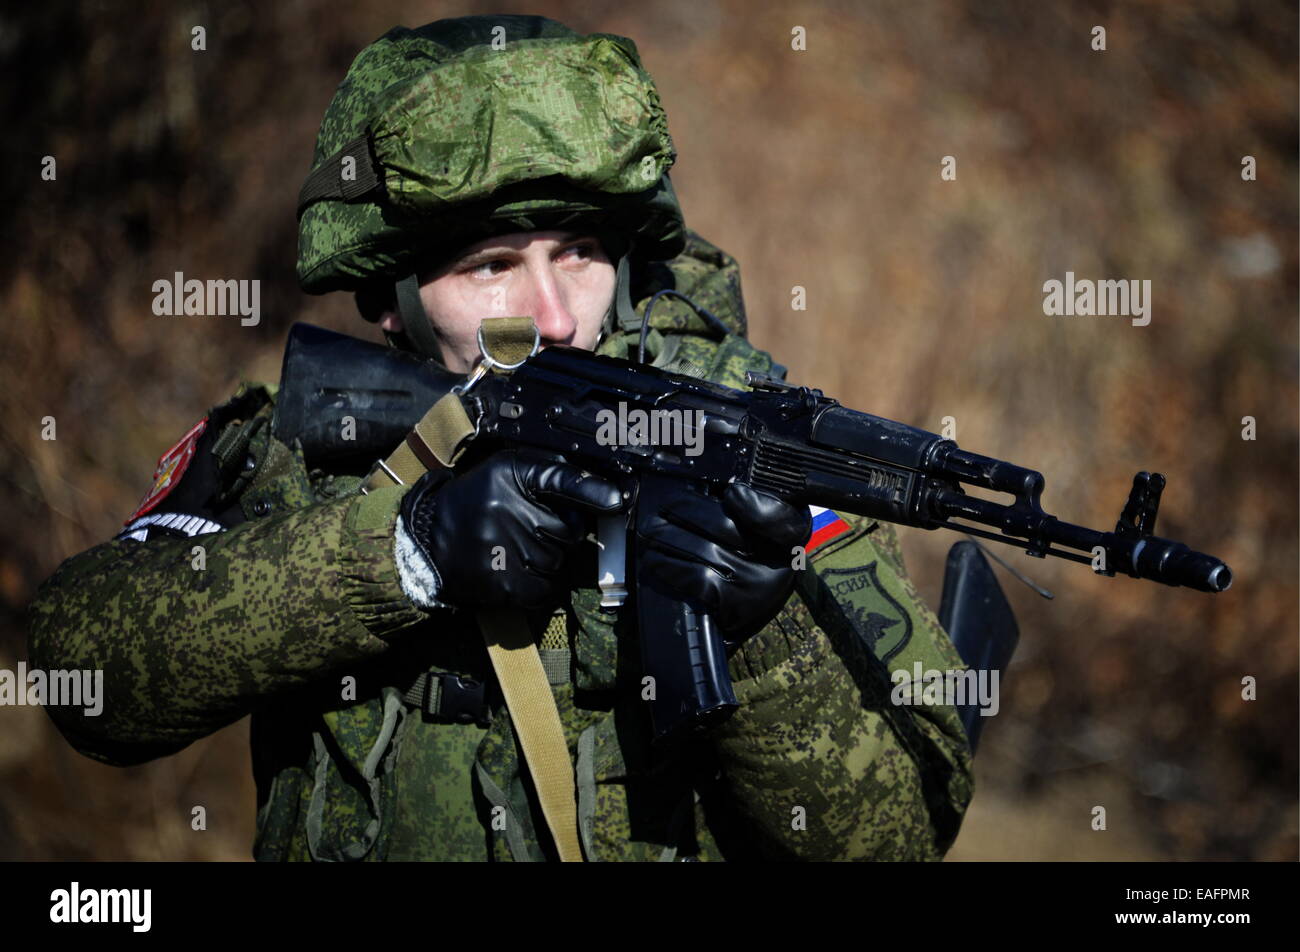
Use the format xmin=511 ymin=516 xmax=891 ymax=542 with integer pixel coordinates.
xmin=296 ymin=15 xmax=687 ymax=294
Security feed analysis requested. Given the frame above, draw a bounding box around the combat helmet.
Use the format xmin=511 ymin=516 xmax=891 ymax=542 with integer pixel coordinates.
xmin=295 ymin=15 xmax=686 ymax=361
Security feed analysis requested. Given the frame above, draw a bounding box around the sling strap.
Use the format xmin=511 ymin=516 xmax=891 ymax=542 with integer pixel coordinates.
xmin=477 ymin=608 xmax=584 ymax=862
xmin=366 ymin=317 xmax=585 ymax=862
xmin=364 ymin=390 xmax=477 ymax=489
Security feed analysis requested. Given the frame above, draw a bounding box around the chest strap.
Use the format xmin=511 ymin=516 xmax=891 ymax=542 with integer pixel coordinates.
xmin=401 ymin=642 xmax=570 ymax=727
xmin=402 ymin=671 xmax=491 ymax=728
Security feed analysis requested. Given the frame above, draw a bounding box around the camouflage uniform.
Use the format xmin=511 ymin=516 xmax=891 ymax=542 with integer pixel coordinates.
xmin=27 ymin=18 xmax=973 ymax=861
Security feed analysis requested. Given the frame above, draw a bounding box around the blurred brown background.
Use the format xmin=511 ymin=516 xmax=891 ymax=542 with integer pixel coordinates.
xmin=0 ymin=0 xmax=1294 ymax=861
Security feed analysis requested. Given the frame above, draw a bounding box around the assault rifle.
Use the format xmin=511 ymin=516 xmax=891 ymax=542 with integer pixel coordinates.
xmin=274 ymin=322 xmax=1232 ymax=742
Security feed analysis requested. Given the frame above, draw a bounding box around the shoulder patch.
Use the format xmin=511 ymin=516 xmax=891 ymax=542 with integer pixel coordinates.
xmin=817 ymin=561 xmax=914 ymax=663
xmin=806 ymin=505 xmax=852 ymax=555
xmin=126 ymin=417 xmax=208 ymax=523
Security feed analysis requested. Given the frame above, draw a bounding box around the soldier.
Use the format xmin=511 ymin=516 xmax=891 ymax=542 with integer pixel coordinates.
xmin=28 ymin=15 xmax=973 ymax=861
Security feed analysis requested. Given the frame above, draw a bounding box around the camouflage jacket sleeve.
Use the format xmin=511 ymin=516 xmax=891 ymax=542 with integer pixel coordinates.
xmin=711 ymin=515 xmax=974 ymax=860
xmin=26 ymin=386 xmax=425 ymax=766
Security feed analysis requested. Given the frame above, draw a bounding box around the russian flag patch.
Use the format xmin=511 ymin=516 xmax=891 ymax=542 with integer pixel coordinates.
xmin=806 ymin=505 xmax=852 ymax=555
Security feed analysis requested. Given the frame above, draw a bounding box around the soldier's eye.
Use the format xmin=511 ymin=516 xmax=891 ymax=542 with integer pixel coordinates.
xmin=466 ymin=259 xmax=509 ymax=279
xmin=558 ymin=241 xmax=597 ymax=265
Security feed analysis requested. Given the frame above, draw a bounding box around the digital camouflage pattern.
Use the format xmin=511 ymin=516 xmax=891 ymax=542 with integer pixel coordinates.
xmin=29 ymin=230 xmax=974 ymax=861
xmin=298 ymin=16 xmax=686 ymax=294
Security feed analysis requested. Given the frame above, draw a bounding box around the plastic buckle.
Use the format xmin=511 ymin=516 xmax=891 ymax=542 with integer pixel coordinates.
xmin=437 ymin=673 xmax=490 ymax=728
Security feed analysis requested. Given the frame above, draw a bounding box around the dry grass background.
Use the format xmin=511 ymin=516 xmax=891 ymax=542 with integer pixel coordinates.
xmin=0 ymin=0 xmax=1294 ymax=861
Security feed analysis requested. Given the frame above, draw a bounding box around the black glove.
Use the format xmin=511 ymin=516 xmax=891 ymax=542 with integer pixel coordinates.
xmin=399 ymin=450 xmax=624 ymax=609
xmin=635 ymin=483 xmax=812 ymax=644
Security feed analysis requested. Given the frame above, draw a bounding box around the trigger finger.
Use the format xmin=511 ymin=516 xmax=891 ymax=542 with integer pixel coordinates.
xmin=522 ymin=460 xmax=625 ymax=514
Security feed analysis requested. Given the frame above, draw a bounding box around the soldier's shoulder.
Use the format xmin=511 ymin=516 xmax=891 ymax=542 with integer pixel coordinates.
xmin=117 ymin=381 xmax=278 ymax=541
xmin=188 ymin=379 xmax=280 ymax=481
xmin=672 ymin=332 xmax=780 ymax=390
xmin=209 ymin=380 xmax=278 ymax=442
xmin=634 ymin=228 xmax=749 ymax=339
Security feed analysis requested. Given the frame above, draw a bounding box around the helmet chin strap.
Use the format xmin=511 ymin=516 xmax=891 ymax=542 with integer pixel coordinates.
xmin=393 ymin=273 xmax=446 ymax=365
xmin=600 ymin=249 xmax=638 ymax=347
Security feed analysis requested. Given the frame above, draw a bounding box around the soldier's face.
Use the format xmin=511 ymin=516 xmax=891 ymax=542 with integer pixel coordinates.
xmin=380 ymin=230 xmax=616 ymax=373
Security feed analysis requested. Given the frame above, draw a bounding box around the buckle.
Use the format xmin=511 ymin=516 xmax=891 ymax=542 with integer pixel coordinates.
xmin=436 ymin=673 xmax=490 ymax=728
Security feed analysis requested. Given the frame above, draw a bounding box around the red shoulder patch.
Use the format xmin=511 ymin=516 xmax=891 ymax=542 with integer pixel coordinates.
xmin=125 ymin=417 xmax=208 ymax=523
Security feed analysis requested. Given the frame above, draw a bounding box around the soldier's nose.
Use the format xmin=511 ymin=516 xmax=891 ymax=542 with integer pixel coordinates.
xmin=525 ymin=277 xmax=578 ymax=345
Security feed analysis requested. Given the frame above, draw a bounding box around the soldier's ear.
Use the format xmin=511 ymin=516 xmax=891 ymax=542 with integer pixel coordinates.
xmin=355 ymin=281 xmax=396 ymax=324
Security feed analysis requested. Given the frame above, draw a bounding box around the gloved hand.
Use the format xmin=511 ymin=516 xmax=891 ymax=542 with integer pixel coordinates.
xmin=397 ymin=450 xmax=624 ymax=610
xmin=636 ymin=483 xmax=812 ymax=644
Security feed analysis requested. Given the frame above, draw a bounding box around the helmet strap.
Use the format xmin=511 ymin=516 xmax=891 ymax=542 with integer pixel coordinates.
xmin=395 ymin=273 xmax=446 ymax=364
xmin=603 ymin=242 xmax=639 ymax=344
